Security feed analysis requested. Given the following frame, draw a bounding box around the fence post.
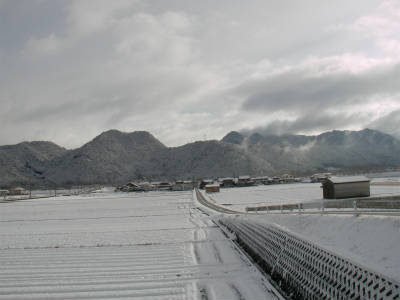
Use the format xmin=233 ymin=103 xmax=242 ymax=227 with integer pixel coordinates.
xmin=353 ymin=200 xmax=358 ymax=216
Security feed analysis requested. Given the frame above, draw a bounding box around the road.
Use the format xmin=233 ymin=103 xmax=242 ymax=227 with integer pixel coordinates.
xmin=196 ymin=189 xmax=400 ymax=217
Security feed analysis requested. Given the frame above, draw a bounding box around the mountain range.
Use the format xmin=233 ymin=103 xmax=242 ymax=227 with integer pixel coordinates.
xmin=1 ymin=128 xmax=400 ymax=187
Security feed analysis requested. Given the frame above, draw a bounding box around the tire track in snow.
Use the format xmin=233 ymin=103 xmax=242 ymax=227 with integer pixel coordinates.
xmin=230 ymin=283 xmax=246 ymax=300
xmin=0 ymin=191 xmax=281 ymax=300
xmin=211 ymin=242 xmax=223 ymax=264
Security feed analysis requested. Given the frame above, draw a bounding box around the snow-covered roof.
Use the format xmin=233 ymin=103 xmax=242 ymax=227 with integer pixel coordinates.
xmin=205 ymin=183 xmax=220 ymax=188
xmin=253 ymin=176 xmax=270 ymax=180
xmin=201 ymin=179 xmax=214 ymax=183
xmin=328 ymin=176 xmax=370 ymax=184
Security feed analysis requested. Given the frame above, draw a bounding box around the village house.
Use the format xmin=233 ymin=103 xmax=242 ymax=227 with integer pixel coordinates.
xmin=237 ymin=175 xmax=255 ymax=187
xmin=205 ymin=183 xmax=220 ymax=193
xmin=282 ymin=174 xmax=296 ymax=183
xmin=9 ymin=187 xmax=26 ymax=196
xmin=218 ymin=178 xmax=235 ymax=188
xmin=172 ymin=180 xmax=193 ymax=191
xmin=199 ymin=179 xmax=213 ymax=189
xmin=253 ymin=176 xmax=271 ymax=185
xmin=311 ymin=173 xmax=332 ymax=183
xmin=157 ymin=182 xmax=172 ymax=191
xmin=272 ymin=176 xmax=282 ymax=184
xmin=0 ymin=189 xmax=9 ymax=197
xmin=119 ymin=182 xmax=143 ymax=192
xmin=138 ymin=182 xmax=155 ymax=191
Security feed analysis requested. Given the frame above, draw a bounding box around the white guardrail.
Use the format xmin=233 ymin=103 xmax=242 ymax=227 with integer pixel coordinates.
xmin=218 ymin=216 xmax=400 ymax=300
xmin=246 ymin=197 xmax=400 ymax=214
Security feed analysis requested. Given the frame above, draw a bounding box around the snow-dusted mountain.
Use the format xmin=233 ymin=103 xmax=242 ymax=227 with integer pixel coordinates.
xmin=227 ymin=128 xmax=400 ymax=172
xmin=0 ymin=141 xmax=67 ymax=186
xmin=45 ymin=130 xmax=167 ymax=185
xmin=0 ymin=128 xmax=399 ymax=187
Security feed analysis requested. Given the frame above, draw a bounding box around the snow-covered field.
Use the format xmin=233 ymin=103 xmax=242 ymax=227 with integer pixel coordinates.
xmin=0 ymin=191 xmax=281 ymax=300
xmin=209 ymin=182 xmax=400 ymax=212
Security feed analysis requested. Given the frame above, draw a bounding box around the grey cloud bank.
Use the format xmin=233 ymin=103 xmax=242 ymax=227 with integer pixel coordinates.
xmin=0 ymin=0 xmax=399 ymax=148
xmin=241 ymin=64 xmax=400 ymax=114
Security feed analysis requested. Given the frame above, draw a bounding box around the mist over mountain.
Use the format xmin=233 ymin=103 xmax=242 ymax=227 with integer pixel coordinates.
xmin=0 ymin=128 xmax=399 ymax=187
xmin=232 ymin=128 xmax=400 ymax=172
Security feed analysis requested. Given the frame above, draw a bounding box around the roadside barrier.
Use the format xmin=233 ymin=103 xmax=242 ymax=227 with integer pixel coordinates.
xmin=218 ymin=216 xmax=400 ymax=300
xmin=246 ymin=196 xmax=400 ymax=214
xmin=195 ymin=188 xmax=238 ymax=214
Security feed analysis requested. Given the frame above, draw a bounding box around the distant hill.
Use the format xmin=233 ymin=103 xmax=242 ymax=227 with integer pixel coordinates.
xmin=0 ymin=141 xmax=67 ymax=187
xmin=44 ymin=130 xmax=167 ymax=185
xmin=225 ymin=128 xmax=400 ymax=173
xmin=0 ymin=128 xmax=399 ymax=187
xmin=159 ymin=140 xmax=273 ymax=180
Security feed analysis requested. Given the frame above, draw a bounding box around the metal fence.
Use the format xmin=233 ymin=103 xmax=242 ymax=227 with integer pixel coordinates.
xmin=218 ymin=216 xmax=400 ymax=300
xmin=246 ymin=196 xmax=400 ymax=214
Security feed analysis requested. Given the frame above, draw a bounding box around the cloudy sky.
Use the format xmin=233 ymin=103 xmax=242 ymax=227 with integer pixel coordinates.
xmin=1 ymin=0 xmax=400 ymax=148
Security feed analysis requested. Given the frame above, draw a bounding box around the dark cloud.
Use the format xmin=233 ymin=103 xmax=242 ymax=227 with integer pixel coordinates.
xmin=241 ymin=112 xmax=369 ymax=136
xmin=0 ymin=0 xmax=69 ymax=52
xmin=241 ymin=63 xmax=400 ymax=114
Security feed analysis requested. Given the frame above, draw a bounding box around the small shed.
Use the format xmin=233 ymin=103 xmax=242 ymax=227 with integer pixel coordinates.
xmin=205 ymin=183 xmax=220 ymax=193
xmin=322 ymin=176 xmax=370 ymax=199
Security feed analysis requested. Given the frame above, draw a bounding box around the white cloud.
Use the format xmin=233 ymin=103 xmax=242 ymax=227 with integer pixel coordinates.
xmin=1 ymin=0 xmax=400 ymax=148
xmin=381 ymin=0 xmax=400 ymax=17
xmin=24 ymin=33 xmax=64 ymax=56
xmin=348 ymin=1 xmax=400 ymax=56
xmin=67 ymin=0 xmax=137 ymax=37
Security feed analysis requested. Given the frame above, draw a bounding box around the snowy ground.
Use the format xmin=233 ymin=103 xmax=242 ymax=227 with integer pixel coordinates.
xmin=240 ymin=214 xmax=400 ymax=282
xmin=0 ymin=191 xmax=281 ymax=300
xmin=199 ymin=183 xmax=400 ymax=282
xmin=209 ymin=182 xmax=400 ymax=212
